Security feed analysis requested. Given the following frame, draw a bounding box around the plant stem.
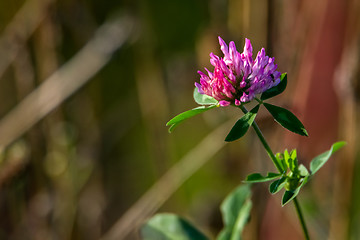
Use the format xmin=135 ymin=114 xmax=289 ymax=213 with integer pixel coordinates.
xmin=239 ymin=104 xmax=310 ymax=239
xmin=239 ymin=105 xmax=283 ymax=173
xmin=294 ymin=197 xmax=310 ymax=240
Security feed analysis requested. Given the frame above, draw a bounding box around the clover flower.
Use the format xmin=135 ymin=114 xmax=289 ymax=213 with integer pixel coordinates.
xmin=196 ymin=37 xmax=281 ymax=107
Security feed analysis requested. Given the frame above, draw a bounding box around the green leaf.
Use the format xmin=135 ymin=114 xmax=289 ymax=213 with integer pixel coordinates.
xmin=244 ymin=172 xmax=282 ymax=183
xmin=264 ymin=103 xmax=308 ymax=136
xmin=284 ymin=149 xmax=291 ymax=168
xmin=298 ymin=164 xmax=309 ymax=177
xmin=289 ymin=157 xmax=298 ymax=173
xmin=281 ymin=176 xmax=308 ymax=206
xmin=275 ymin=153 xmax=286 ymax=173
xmin=225 ymin=105 xmax=260 ymax=142
xmin=290 ymin=149 xmax=297 ymax=160
xmin=281 ymin=158 xmax=287 ymax=172
xmin=194 ymin=87 xmax=219 ymax=105
xmin=166 ymin=105 xmax=218 ymax=132
xmin=310 ymin=141 xmax=346 ymax=175
xmin=141 ymin=213 xmax=209 ymax=240
xmin=269 ymin=177 xmax=286 ymax=194
xmin=261 ymin=73 xmax=287 ymax=100
xmin=282 ymin=190 xmax=297 ymax=206
xmin=217 ymin=185 xmax=252 ymax=240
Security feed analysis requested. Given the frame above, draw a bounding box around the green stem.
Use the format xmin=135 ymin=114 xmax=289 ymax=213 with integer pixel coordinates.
xmin=239 ymin=104 xmax=310 ymax=240
xmin=294 ymin=197 xmax=310 ymax=240
xmin=239 ymin=105 xmax=283 ymax=173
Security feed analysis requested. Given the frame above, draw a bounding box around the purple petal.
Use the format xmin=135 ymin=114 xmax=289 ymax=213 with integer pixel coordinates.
xmin=210 ymin=53 xmax=219 ymax=66
xmin=240 ymin=79 xmax=247 ymax=88
xmin=218 ymin=36 xmax=230 ymax=60
xmin=195 ymin=82 xmax=204 ymax=94
xmin=243 ymin=38 xmax=253 ymax=57
xmin=219 ymin=100 xmax=231 ymax=107
xmin=204 ymin=68 xmax=213 ymax=78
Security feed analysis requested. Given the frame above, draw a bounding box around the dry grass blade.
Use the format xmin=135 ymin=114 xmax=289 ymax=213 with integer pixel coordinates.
xmin=0 ymin=15 xmax=134 ymax=149
xmin=0 ymin=0 xmax=54 ymax=78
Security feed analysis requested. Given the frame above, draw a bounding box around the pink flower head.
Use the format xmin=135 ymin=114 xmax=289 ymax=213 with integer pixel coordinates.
xmin=196 ymin=37 xmax=281 ymax=106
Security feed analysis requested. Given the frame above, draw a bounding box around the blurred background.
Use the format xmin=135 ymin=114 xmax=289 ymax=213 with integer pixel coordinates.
xmin=0 ymin=0 xmax=359 ymax=239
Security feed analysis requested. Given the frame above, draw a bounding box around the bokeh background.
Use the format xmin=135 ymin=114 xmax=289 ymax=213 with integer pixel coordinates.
xmin=0 ymin=0 xmax=359 ymax=239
